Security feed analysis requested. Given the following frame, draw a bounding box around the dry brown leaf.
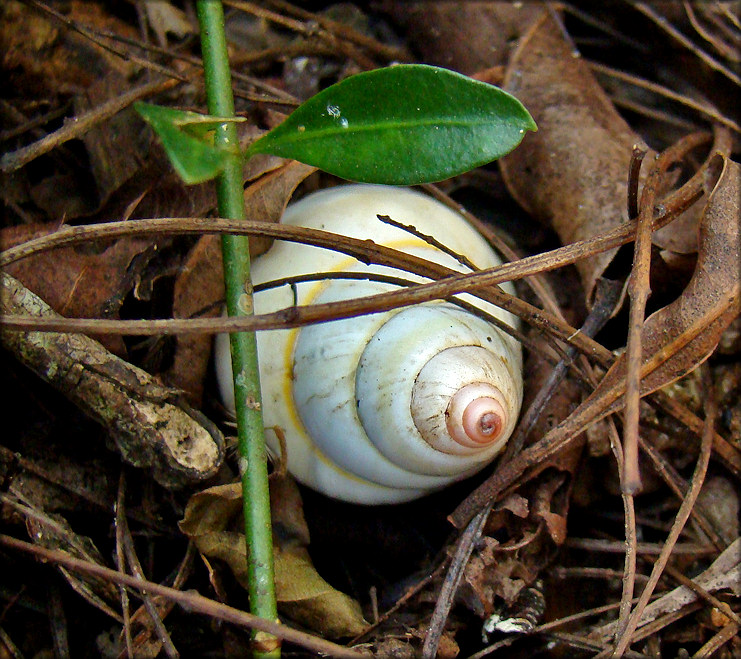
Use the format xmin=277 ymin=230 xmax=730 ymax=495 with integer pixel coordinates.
xmin=381 ymin=2 xmax=543 ymax=75
xmin=270 ymin=473 xmax=311 ymax=548
xmin=164 ymin=160 xmax=317 ymax=404
xmin=461 ymin=548 xmax=526 ymax=619
xmin=180 ymin=480 xmax=367 ymax=639
xmin=530 ymin=473 xmax=570 ymax=546
xmin=74 ymin=73 xmax=151 ymax=209
xmin=0 ymin=0 xmax=137 ymax=95
xmin=652 ymin=202 xmax=705 ymax=255
xmin=1 ymin=223 xmax=157 ymax=355
xmin=499 ymin=10 xmax=644 ymax=306
xmin=589 ymin=155 xmax=739 ymax=418
xmin=163 ymin=234 xmax=224 ymax=405
xmin=143 ymin=0 xmax=196 ymax=46
xmin=274 ymin=546 xmax=367 ymax=639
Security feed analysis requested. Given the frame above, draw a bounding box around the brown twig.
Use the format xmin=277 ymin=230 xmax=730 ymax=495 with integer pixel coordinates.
xmin=605 ymin=412 xmax=639 ymax=645
xmin=663 ymin=564 xmax=741 ymax=627
xmin=502 ymin=277 xmax=622 ymax=462
xmin=0 ymin=493 xmax=123 ymax=622
xmin=692 ymin=621 xmax=741 ymax=658
xmin=588 ymin=61 xmax=741 ymax=135
xmin=632 ymin=2 xmax=741 ymax=86
xmin=683 ymin=1 xmax=740 ymax=63
xmin=0 ymin=77 xmax=179 ymax=174
xmin=622 ymin=168 xmax=657 ymax=494
xmin=624 ymin=128 xmax=709 ymax=494
xmin=562 ymin=538 xmax=715 ymax=556
xmin=0 ymin=181 xmax=702 ymax=340
xmin=421 ymin=505 xmax=492 ymax=659
xmin=627 ymin=144 xmax=648 ymax=220
xmin=610 ymin=363 xmax=717 ymax=657
xmin=115 ymin=475 xmax=135 ymax=659
xmin=421 ymin=183 xmax=569 ymax=326
xmin=23 ymin=0 xmax=189 ymax=82
xmin=376 ymin=214 xmax=479 ymax=271
xmin=116 ymin=475 xmax=179 ymax=659
xmin=0 ymin=273 xmax=225 ymax=490
xmin=0 ymin=534 xmax=366 ymax=659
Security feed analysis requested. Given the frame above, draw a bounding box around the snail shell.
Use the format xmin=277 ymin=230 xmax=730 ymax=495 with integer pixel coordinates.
xmin=215 ymin=184 xmax=522 ymax=504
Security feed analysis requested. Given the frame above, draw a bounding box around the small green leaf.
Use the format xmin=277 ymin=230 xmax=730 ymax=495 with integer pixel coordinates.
xmin=246 ymin=64 xmax=537 ymax=185
xmin=135 ymin=102 xmax=243 ymax=184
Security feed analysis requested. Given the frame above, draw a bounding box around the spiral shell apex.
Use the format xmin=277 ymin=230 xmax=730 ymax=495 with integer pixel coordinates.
xmin=215 ymin=184 xmax=523 ymax=504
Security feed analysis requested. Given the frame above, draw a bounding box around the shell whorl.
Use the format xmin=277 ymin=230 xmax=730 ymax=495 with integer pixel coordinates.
xmin=215 ymin=184 xmax=523 ymax=504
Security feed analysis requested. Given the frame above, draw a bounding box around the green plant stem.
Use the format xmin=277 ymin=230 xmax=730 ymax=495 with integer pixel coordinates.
xmin=196 ymin=2 xmax=279 ymax=656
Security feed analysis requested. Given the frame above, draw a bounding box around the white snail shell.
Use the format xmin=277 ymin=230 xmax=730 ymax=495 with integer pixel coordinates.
xmin=215 ymin=184 xmax=522 ymax=504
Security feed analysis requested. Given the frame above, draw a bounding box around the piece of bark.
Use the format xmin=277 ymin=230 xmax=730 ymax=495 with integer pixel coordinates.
xmin=589 ymin=538 xmax=741 ymax=643
xmin=0 ymin=272 xmax=224 ymax=489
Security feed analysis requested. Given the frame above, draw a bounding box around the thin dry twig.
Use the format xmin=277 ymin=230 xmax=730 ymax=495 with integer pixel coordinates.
xmin=421 ymin=183 xmax=567 ymax=324
xmin=0 ymin=165 xmax=704 ymax=342
xmin=684 ymin=1 xmax=740 ymax=62
xmin=632 ymin=2 xmax=741 ymax=86
xmin=421 ymin=504 xmax=492 ymax=659
xmin=609 ymin=363 xmax=717 ymax=657
xmin=663 ymin=563 xmax=741 ymax=627
xmin=624 ymin=128 xmax=712 ymax=494
xmin=0 ymin=535 xmax=366 ymax=659
xmin=691 ymin=621 xmax=741 ymax=658
xmin=116 ymin=475 xmax=179 ymax=659
xmin=376 ymin=213 xmax=479 ymax=271
xmin=0 ymin=76 xmax=178 ymax=174
xmin=503 ymin=278 xmax=623 ymax=462
xmin=588 ymin=61 xmax=741 ymax=135
xmin=115 ymin=475 xmax=135 ymax=659
xmin=622 ymin=167 xmax=657 ymax=494
xmin=627 ymin=144 xmax=648 ymax=221
xmin=606 ymin=412 xmax=639 ymax=644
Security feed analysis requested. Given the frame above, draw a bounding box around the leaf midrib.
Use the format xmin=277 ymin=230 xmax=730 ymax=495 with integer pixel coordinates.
xmin=252 ymin=115 xmax=521 ymax=152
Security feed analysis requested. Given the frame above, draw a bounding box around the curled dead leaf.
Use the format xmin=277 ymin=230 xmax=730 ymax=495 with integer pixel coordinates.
xmin=499 ymin=11 xmax=644 ymax=306
xmin=590 ymin=155 xmax=739 ymax=418
xmin=382 ymin=2 xmax=543 ymax=75
xmin=180 ymin=479 xmax=367 ymax=639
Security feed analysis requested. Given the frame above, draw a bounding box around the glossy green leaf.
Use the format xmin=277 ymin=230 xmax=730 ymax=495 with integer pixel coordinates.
xmin=246 ymin=64 xmax=537 ymax=185
xmin=134 ymin=102 xmax=243 ymax=184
